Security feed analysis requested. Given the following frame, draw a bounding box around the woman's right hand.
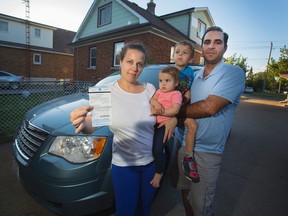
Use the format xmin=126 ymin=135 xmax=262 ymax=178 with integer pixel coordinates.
xmin=70 ymin=105 xmax=94 ymax=134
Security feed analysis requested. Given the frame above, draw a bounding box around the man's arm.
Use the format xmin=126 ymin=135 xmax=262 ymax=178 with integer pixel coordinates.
xmin=180 ymin=95 xmax=230 ymax=119
xmin=161 ymin=95 xmax=230 ymax=143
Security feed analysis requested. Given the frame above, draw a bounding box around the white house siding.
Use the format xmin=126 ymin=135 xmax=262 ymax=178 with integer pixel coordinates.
xmin=78 ymin=0 xmax=139 ymax=39
xmin=29 ymin=26 xmax=53 ymax=48
xmin=0 ymin=19 xmax=53 ymax=49
xmin=164 ymin=14 xmax=190 ymax=37
xmin=0 ymin=20 xmax=26 ymax=44
xmin=189 ymin=12 xmax=211 ymax=45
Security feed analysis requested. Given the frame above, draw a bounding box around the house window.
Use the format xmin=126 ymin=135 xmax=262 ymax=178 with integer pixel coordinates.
xmin=197 ymin=20 xmax=206 ymax=38
xmin=114 ymin=42 xmax=124 ymax=66
xmin=98 ymin=3 xmax=112 ymax=27
xmin=34 ymin=28 xmax=41 ymax=38
xmin=200 ymin=57 xmax=205 ymax=65
xmin=90 ymin=47 xmax=96 ymax=68
xmin=0 ymin=21 xmax=8 ymax=32
xmin=33 ymin=53 xmax=41 ymax=64
xmin=170 ymin=46 xmax=175 ymax=62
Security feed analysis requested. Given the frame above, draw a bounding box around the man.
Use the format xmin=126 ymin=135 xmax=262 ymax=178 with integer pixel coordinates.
xmin=162 ymin=26 xmax=245 ymax=215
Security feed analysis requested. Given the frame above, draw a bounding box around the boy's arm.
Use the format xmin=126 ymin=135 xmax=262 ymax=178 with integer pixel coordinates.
xmin=183 ymin=90 xmax=191 ymax=104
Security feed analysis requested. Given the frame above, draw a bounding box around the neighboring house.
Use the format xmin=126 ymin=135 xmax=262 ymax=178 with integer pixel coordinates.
xmin=280 ymin=71 xmax=288 ymax=80
xmin=72 ymin=0 xmax=215 ymax=81
xmin=0 ymin=13 xmax=75 ymax=80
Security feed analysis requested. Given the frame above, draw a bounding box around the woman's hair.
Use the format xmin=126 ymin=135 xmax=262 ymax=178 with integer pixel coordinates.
xmin=201 ymin=26 xmax=229 ymax=47
xmin=119 ymin=42 xmax=147 ymax=63
xmin=160 ymin=66 xmax=180 ymax=83
xmin=174 ymin=40 xmax=195 ymax=58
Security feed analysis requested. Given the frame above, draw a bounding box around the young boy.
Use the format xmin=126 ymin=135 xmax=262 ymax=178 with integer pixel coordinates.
xmin=173 ymin=41 xmax=200 ymax=183
xmin=150 ymin=66 xmax=182 ymax=188
xmin=152 ymin=41 xmax=200 ymax=185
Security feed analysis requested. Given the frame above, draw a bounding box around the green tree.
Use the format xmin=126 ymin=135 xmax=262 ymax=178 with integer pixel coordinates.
xmin=224 ymin=49 xmax=288 ymax=93
xmin=224 ymin=53 xmax=249 ymax=73
xmin=247 ymin=67 xmax=253 ymax=80
xmin=245 ymin=67 xmax=254 ymax=87
xmin=267 ymin=46 xmax=288 ymax=92
xmin=252 ymin=72 xmax=265 ymax=92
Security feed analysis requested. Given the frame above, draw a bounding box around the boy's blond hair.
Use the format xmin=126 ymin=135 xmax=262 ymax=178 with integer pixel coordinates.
xmin=174 ymin=41 xmax=195 ymax=58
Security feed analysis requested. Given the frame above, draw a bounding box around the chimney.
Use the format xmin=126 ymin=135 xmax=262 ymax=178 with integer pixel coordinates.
xmin=147 ymin=0 xmax=156 ymax=14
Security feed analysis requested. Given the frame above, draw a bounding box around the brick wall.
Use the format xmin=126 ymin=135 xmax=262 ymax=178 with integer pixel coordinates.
xmin=0 ymin=47 xmax=26 ymax=76
xmin=73 ymin=33 xmax=202 ymax=81
xmin=0 ymin=46 xmax=74 ymax=80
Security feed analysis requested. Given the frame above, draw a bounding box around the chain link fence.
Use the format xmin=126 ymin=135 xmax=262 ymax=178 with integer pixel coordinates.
xmin=0 ymin=81 xmax=96 ymax=137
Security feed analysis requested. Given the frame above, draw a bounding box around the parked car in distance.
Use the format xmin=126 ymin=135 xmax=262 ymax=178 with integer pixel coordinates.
xmin=63 ymin=79 xmax=96 ymax=94
xmin=244 ymin=86 xmax=254 ymax=93
xmin=0 ymin=70 xmax=26 ymax=90
xmin=12 ymin=63 xmax=203 ymax=216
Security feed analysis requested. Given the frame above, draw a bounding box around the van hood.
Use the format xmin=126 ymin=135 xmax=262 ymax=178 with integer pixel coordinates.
xmin=26 ymin=93 xmax=89 ymax=134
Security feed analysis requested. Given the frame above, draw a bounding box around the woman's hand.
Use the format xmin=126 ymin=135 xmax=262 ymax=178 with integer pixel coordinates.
xmin=70 ymin=105 xmax=94 ymax=134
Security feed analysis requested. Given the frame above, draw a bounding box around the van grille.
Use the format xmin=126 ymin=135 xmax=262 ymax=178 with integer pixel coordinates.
xmin=16 ymin=120 xmax=49 ymax=160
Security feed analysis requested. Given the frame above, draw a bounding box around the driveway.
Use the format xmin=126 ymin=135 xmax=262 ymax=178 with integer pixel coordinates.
xmin=0 ymin=96 xmax=287 ymax=216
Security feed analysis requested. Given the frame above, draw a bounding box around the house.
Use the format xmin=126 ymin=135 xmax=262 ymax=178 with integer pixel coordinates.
xmin=72 ymin=0 xmax=215 ymax=81
xmin=0 ymin=13 xmax=75 ymax=80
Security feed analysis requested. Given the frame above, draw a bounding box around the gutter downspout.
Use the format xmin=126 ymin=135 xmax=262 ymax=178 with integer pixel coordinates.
xmin=188 ymin=11 xmax=192 ymax=38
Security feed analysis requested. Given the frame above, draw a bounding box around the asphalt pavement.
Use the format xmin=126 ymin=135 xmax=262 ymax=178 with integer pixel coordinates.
xmin=1 ymin=95 xmax=288 ymax=216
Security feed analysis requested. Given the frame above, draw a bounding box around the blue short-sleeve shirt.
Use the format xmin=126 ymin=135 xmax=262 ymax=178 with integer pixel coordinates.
xmin=176 ymin=66 xmax=194 ymax=95
xmin=191 ymin=62 xmax=245 ymax=154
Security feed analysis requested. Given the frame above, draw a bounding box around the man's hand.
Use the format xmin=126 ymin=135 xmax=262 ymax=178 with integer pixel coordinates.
xmin=159 ymin=117 xmax=177 ymax=143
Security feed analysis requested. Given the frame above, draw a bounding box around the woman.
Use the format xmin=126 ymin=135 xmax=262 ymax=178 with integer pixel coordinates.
xmin=70 ymin=42 xmax=157 ymax=216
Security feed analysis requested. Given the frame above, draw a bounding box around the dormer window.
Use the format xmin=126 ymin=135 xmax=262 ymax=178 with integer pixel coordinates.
xmin=197 ymin=20 xmax=206 ymax=39
xmin=98 ymin=3 xmax=112 ymax=27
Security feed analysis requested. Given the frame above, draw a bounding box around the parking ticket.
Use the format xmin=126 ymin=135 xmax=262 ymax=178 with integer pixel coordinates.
xmin=88 ymin=86 xmax=112 ymax=127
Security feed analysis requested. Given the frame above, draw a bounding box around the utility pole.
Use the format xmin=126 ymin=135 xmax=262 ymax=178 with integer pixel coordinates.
xmin=262 ymin=42 xmax=273 ymax=92
xmin=22 ymin=0 xmax=30 ymax=78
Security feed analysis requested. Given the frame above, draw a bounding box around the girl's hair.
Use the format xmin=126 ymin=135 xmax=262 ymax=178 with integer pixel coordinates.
xmin=174 ymin=40 xmax=195 ymax=58
xmin=119 ymin=42 xmax=147 ymax=63
xmin=160 ymin=66 xmax=180 ymax=83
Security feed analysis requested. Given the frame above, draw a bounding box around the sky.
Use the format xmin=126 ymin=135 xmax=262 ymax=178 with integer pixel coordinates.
xmin=1 ymin=0 xmax=287 ymax=73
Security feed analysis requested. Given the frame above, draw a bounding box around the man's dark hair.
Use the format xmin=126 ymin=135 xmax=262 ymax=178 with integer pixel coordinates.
xmin=201 ymin=26 xmax=229 ymax=47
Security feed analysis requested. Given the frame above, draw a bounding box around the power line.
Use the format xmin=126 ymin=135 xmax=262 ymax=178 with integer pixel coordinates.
xmin=262 ymin=42 xmax=273 ymax=91
xmin=229 ymin=40 xmax=288 ymax=43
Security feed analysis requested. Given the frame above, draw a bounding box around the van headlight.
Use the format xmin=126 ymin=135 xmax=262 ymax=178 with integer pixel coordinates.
xmin=48 ymin=136 xmax=107 ymax=163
